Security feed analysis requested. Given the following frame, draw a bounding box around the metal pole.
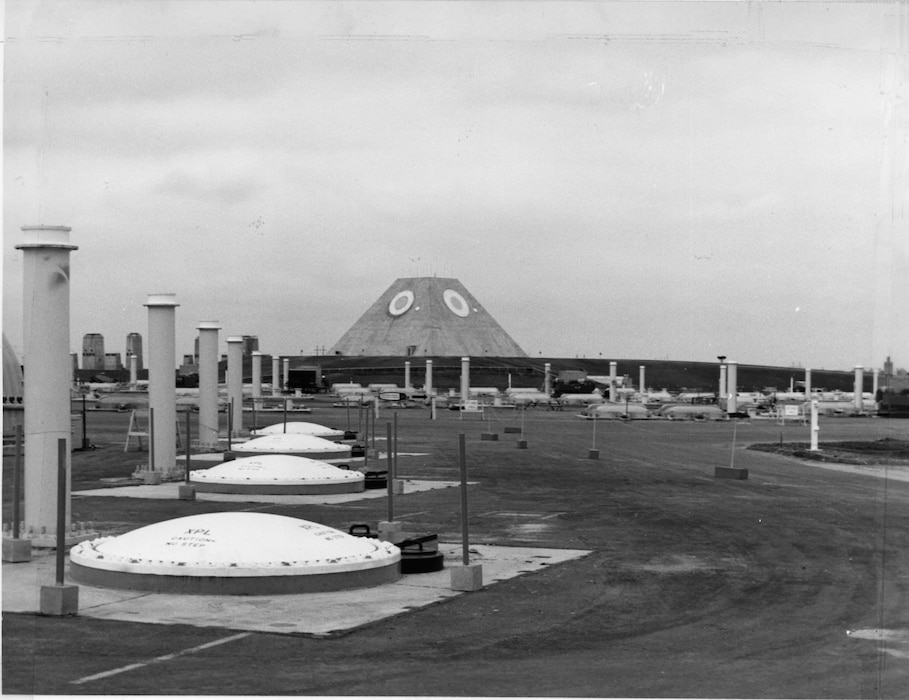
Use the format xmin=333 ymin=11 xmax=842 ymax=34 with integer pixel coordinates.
xmin=459 ymin=433 xmax=470 ymax=565
xmin=227 ymin=400 xmax=233 ymax=451
xmin=149 ymin=407 xmax=156 ymax=472
xmin=81 ymin=394 xmax=88 ymax=449
xmin=393 ymin=411 xmax=398 ymax=481
xmin=185 ymin=409 xmax=192 ymax=483
xmin=13 ymin=425 xmax=22 ymax=538
xmin=56 ymin=438 xmax=67 ymax=585
xmin=283 ymin=398 xmax=288 ymax=433
xmin=386 ymin=422 xmax=394 ymax=522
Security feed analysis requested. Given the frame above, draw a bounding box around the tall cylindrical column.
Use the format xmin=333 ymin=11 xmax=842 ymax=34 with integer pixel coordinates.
xmin=719 ymin=365 xmax=727 ymax=405
xmin=197 ymin=321 xmax=221 ymax=449
xmin=283 ymin=358 xmax=289 ymax=391
xmin=639 ymin=365 xmax=646 ymax=396
xmin=129 ymin=354 xmax=138 ymax=389
xmin=805 ymin=368 xmax=812 ymax=397
xmin=425 ymin=359 xmax=433 ymax=397
xmin=404 ymin=361 xmax=411 ymax=390
xmin=16 ymin=226 xmax=78 ymax=538
xmin=145 ymin=294 xmax=179 ymax=474
xmin=227 ymin=336 xmax=244 ymax=437
xmin=726 ymin=361 xmax=738 ymax=414
xmin=272 ymin=356 xmax=280 ymax=396
xmin=609 ymin=361 xmax=617 ymax=402
xmin=544 ymin=363 xmax=552 ymax=395
xmin=854 ymin=366 xmax=864 ymax=411
xmin=460 ymin=357 xmax=470 ymax=405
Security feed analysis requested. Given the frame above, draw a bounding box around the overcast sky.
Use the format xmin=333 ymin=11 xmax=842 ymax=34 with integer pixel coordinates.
xmin=3 ymin=1 xmax=906 ymax=371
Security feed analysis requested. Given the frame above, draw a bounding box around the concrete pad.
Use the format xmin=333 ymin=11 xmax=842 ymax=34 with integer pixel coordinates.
xmin=73 ymin=479 xmax=466 ymax=505
xmin=3 ymin=544 xmax=590 ymax=636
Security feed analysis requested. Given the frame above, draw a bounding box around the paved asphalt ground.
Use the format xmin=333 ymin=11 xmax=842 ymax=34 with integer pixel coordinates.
xmin=3 ymin=402 xmax=908 ymax=697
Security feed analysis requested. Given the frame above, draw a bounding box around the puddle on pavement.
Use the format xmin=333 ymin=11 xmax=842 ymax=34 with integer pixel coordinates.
xmin=847 ymin=628 xmax=909 ymax=659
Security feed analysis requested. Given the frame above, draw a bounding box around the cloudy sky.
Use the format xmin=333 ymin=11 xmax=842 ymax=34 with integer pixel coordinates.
xmin=3 ymin=1 xmax=905 ymax=371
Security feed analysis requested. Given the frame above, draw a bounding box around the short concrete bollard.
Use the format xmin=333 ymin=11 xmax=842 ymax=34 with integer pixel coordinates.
xmin=516 ymin=439 xmax=528 ymax=449
xmin=142 ymin=471 xmax=162 ymax=485
xmin=40 ymin=584 xmax=79 ymax=616
xmin=222 ymin=451 xmax=236 ymax=462
xmin=177 ymin=484 xmax=196 ymax=500
xmin=587 ymin=449 xmax=600 ymax=460
xmin=2 ymin=538 xmax=32 ymax=563
xmin=377 ymin=520 xmax=403 ymax=542
xmin=480 ymin=432 xmax=499 ymax=441
xmin=714 ymin=466 xmax=749 ymax=480
xmin=450 ymin=563 xmax=484 ymax=591
xmin=392 ymin=479 xmax=406 ymax=495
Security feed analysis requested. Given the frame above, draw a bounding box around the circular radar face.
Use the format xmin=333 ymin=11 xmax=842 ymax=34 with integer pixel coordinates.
xmin=443 ymin=289 xmax=470 ymax=317
xmin=388 ymin=290 xmax=415 ymax=316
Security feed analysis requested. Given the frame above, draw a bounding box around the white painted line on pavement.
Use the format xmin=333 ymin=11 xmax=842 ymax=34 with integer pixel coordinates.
xmin=70 ymin=631 xmax=252 ymax=685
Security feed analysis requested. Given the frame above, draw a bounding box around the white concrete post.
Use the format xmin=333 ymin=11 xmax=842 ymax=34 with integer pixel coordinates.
xmin=609 ymin=361 xmax=617 ymax=402
xmin=460 ymin=357 xmax=470 ymax=405
xmin=425 ymin=359 xmax=433 ymax=397
xmin=544 ymin=362 xmax=552 ymax=395
xmin=404 ymin=361 xmax=411 ymax=390
xmin=639 ymin=365 xmax=646 ymax=396
xmin=226 ymin=336 xmax=243 ymax=437
xmin=16 ymin=225 xmax=77 ymax=539
xmin=271 ymin=356 xmax=280 ymax=396
xmin=251 ymin=351 xmax=263 ymax=410
xmin=810 ymin=400 xmax=820 ymax=451
xmin=853 ymin=366 xmax=864 ymax=412
xmin=129 ymin=354 xmax=138 ymax=389
xmin=197 ymin=321 xmax=221 ymax=449
xmin=145 ymin=294 xmax=179 ymax=474
xmin=719 ymin=364 xmax=728 ymax=407
xmin=726 ymin=361 xmax=738 ymax=414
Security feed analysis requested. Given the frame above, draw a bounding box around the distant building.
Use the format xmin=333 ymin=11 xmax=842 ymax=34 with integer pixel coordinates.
xmin=126 ymin=332 xmax=143 ymax=370
xmin=82 ymin=333 xmax=105 ymax=370
xmin=179 ymin=354 xmax=198 ymax=376
xmin=242 ymin=335 xmax=258 ymax=356
xmin=329 ymin=277 xmax=527 ymax=357
xmin=103 ymin=352 xmax=123 ymax=371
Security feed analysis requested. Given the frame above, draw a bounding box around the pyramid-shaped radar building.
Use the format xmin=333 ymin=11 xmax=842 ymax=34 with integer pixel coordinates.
xmin=329 ymin=277 xmax=527 ymax=357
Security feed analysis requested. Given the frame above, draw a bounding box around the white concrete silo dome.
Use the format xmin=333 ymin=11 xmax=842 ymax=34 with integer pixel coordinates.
xmin=233 ymin=433 xmax=351 ymax=462
xmin=69 ymin=512 xmax=401 ymax=594
xmin=250 ymin=421 xmax=345 ymax=439
xmin=190 ymin=454 xmax=364 ymax=494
